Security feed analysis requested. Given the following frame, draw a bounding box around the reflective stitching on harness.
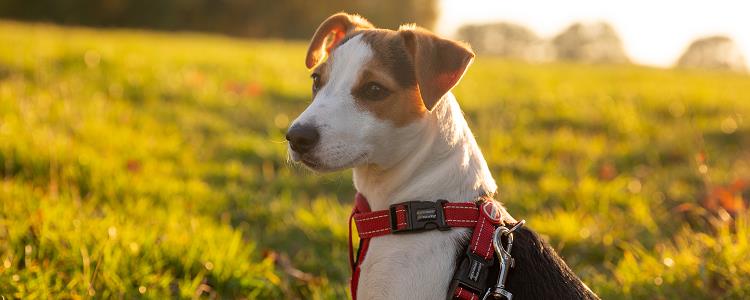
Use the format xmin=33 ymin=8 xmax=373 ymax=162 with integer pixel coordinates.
xmin=360 ymin=227 xmax=390 ymax=235
xmin=357 ymin=214 xmax=388 ymax=222
xmin=473 ymin=218 xmax=486 ymax=254
xmin=357 ymin=209 xmax=406 ymax=222
xmin=359 ymin=223 xmax=407 ymax=235
xmin=448 ymin=206 xmax=479 ymax=210
xmin=484 ymin=234 xmax=493 ymax=258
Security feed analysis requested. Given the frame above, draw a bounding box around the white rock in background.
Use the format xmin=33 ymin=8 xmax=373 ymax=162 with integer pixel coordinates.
xmin=552 ymin=22 xmax=630 ymax=64
xmin=676 ymin=36 xmax=748 ymax=73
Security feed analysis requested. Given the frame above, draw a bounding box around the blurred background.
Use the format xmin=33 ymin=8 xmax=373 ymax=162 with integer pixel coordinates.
xmin=0 ymin=0 xmax=748 ymax=299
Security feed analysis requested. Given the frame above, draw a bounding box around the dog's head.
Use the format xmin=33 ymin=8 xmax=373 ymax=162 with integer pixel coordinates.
xmin=287 ymin=13 xmax=474 ymax=172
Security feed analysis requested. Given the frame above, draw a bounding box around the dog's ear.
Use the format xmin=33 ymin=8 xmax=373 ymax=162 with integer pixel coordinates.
xmin=306 ymin=13 xmax=373 ymax=69
xmin=400 ymin=28 xmax=474 ymax=111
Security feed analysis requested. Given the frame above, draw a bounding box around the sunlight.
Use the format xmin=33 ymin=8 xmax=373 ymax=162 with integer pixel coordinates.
xmin=438 ymin=0 xmax=750 ymax=67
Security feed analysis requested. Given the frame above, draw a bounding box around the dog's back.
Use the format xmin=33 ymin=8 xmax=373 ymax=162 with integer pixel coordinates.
xmin=504 ymin=227 xmax=599 ymax=299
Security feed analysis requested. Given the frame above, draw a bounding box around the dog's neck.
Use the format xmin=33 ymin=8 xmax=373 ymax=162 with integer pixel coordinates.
xmin=353 ymin=92 xmax=497 ymax=211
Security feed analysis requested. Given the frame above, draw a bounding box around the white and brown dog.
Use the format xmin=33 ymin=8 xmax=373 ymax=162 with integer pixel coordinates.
xmin=287 ymin=13 xmax=598 ymax=300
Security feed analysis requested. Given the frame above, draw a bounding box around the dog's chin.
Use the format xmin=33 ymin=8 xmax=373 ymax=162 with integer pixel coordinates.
xmin=299 ymin=156 xmax=330 ymax=172
xmin=292 ymin=151 xmax=367 ymax=173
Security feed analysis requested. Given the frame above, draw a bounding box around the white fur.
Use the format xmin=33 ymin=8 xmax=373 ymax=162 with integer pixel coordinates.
xmin=289 ymin=35 xmax=500 ymax=300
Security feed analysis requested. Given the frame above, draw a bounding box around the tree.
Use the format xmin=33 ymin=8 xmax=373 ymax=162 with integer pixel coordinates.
xmin=0 ymin=0 xmax=439 ymax=38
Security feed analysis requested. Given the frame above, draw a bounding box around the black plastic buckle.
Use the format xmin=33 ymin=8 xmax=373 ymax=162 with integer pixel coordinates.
xmin=389 ymin=200 xmax=450 ymax=233
xmin=450 ymin=248 xmax=495 ymax=295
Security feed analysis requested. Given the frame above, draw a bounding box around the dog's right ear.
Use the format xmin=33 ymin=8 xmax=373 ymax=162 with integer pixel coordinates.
xmin=306 ymin=13 xmax=373 ymax=69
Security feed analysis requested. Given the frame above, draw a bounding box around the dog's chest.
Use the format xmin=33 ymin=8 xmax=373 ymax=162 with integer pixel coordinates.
xmin=356 ymin=229 xmax=469 ymax=299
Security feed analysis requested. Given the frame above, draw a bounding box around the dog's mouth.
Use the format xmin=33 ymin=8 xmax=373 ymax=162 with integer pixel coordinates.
xmin=300 ymin=156 xmax=321 ymax=168
xmin=289 ymin=150 xmax=323 ymax=170
xmin=294 ymin=151 xmax=368 ymax=172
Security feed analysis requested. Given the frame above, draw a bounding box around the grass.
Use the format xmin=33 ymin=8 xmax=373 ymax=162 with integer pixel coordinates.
xmin=0 ymin=20 xmax=749 ymax=299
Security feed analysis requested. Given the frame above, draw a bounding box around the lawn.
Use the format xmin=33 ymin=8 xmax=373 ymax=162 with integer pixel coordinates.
xmin=0 ymin=21 xmax=749 ymax=299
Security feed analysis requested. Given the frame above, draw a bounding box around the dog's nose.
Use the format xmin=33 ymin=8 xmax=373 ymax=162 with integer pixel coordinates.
xmin=286 ymin=124 xmax=320 ymax=154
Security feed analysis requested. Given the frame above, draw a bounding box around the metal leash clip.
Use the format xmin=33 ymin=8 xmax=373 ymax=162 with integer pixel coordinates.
xmin=482 ymin=220 xmax=526 ymax=300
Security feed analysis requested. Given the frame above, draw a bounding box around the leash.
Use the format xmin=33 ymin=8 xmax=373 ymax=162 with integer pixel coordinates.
xmin=348 ymin=192 xmax=525 ymax=300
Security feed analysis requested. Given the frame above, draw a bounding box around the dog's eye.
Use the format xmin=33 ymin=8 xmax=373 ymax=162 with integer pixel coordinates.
xmin=311 ymin=73 xmax=321 ymax=94
xmin=360 ymin=82 xmax=390 ymax=101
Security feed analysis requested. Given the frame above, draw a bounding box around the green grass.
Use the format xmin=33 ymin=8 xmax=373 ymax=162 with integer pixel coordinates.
xmin=0 ymin=21 xmax=749 ymax=299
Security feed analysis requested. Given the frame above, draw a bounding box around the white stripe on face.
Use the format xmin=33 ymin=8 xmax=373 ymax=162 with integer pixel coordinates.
xmin=294 ymin=34 xmax=373 ymax=127
xmin=289 ymin=35 xmax=382 ymax=171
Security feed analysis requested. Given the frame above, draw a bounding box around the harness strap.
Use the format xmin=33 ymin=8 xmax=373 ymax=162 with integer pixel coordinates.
xmin=353 ymin=202 xmax=480 ymax=238
xmin=349 ymin=193 xmax=372 ymax=297
xmin=451 ymin=209 xmax=499 ymax=300
xmin=348 ymin=192 xmax=503 ymax=300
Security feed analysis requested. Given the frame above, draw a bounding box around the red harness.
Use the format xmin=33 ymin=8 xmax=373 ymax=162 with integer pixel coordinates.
xmin=348 ymin=193 xmax=505 ymax=300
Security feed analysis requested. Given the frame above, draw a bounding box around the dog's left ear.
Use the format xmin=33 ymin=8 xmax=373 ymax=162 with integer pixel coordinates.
xmin=306 ymin=13 xmax=373 ymax=69
xmin=400 ymin=28 xmax=474 ymax=111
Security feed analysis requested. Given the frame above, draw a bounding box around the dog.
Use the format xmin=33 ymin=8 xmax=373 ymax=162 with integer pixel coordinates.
xmin=287 ymin=13 xmax=599 ymax=300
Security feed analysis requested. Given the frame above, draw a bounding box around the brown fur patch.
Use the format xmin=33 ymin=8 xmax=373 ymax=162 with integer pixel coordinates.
xmin=399 ymin=28 xmax=474 ymax=110
xmin=360 ymin=30 xmax=417 ymax=87
xmin=349 ymin=30 xmax=426 ymax=127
